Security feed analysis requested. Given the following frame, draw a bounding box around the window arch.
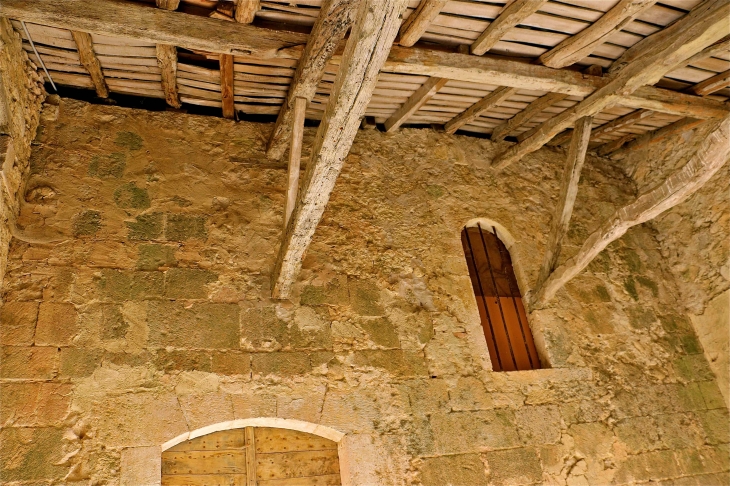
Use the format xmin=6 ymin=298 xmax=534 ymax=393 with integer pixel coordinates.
xmin=461 ymin=222 xmax=541 ymax=371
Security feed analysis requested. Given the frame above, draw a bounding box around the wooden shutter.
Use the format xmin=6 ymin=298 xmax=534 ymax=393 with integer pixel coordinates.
xmin=461 ymin=224 xmax=541 ymax=371
xmin=162 ymin=427 xmax=341 ymax=485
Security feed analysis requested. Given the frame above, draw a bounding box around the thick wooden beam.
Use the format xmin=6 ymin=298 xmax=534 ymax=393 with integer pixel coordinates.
xmin=219 ymin=54 xmax=235 ymax=119
xmin=70 ymin=31 xmax=108 ymax=98
xmin=271 ymin=0 xmax=406 ymax=299
xmin=156 ymin=0 xmax=180 ymax=9
xmin=156 ymin=44 xmax=181 ymax=108
xmin=534 ymin=115 xmax=729 ymax=305
xmin=385 ymin=76 xmax=447 ymax=132
xmin=492 ymin=0 xmax=730 ymax=170
xmin=491 ymin=92 xmax=568 ymax=142
xmin=534 ymin=116 xmax=592 ymax=293
xmin=539 ymin=0 xmax=657 ymax=68
xmin=266 ymin=0 xmax=354 ymax=160
xmin=682 ymin=35 xmax=730 ymax=67
xmin=399 ymin=0 xmax=448 ymax=47
xmin=235 ymin=0 xmax=259 ymax=23
xmin=689 ymin=69 xmax=730 ymax=96
xmin=444 ymin=86 xmax=516 ymax=134
xmin=284 ymin=97 xmax=306 ymax=230
xmin=470 ymin=0 xmax=547 ymax=56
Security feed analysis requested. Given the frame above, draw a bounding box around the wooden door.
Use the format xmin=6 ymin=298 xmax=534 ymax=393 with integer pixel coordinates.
xmin=162 ymin=427 xmax=341 ymax=486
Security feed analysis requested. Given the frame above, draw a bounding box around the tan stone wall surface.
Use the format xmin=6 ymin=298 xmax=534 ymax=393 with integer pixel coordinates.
xmin=0 ymin=99 xmax=728 ymax=485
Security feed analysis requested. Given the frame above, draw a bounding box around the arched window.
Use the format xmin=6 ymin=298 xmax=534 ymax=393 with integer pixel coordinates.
xmin=461 ymin=223 xmax=541 ymax=371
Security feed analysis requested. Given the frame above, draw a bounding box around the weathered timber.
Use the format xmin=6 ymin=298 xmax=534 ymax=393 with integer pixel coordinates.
xmin=444 ymin=86 xmax=516 ymax=134
xmin=470 ymin=0 xmax=548 ymax=56
xmin=70 ymin=31 xmax=108 ymax=98
xmin=491 ymin=92 xmax=568 ymax=142
xmin=271 ymin=0 xmax=406 ymax=298
xmin=682 ymin=35 xmax=730 ymax=66
xmin=385 ymin=76 xmax=448 ymax=132
xmin=590 ymin=109 xmax=654 ymax=142
xmin=284 ymin=97 xmax=306 ymax=230
xmin=534 ymin=115 xmax=729 ymax=305
xmin=156 ymin=0 xmax=180 ymax=9
xmin=534 ymin=116 xmax=592 ymax=294
xmin=492 ymin=0 xmax=730 ymax=170
xmin=539 ymin=0 xmax=657 ymax=68
xmin=266 ymin=0 xmax=354 ymax=160
xmin=595 ymin=133 xmax=636 ymax=155
xmin=245 ymin=427 xmax=257 ymax=486
xmin=236 ymin=0 xmax=259 ymax=23
xmin=220 ymin=54 xmax=235 ymax=118
xmin=689 ymin=69 xmax=730 ymax=96
xmin=156 ymin=44 xmax=181 ymax=108
xmin=399 ymin=0 xmax=449 ymax=47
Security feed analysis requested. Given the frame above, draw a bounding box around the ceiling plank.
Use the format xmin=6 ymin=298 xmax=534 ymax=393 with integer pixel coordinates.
xmin=533 ymin=115 xmax=729 ymax=305
xmin=539 ymin=0 xmax=657 ymax=69
xmin=534 ymin=116 xmax=592 ymax=296
xmin=399 ymin=0 xmax=449 ymax=47
xmin=70 ymin=31 xmax=109 ymax=98
xmin=266 ymin=0 xmax=354 ymax=160
xmin=235 ymin=0 xmax=260 ymax=23
xmin=491 ymin=92 xmax=568 ymax=142
xmin=444 ymin=86 xmax=516 ymax=134
xmin=492 ymin=0 xmax=730 ymax=170
xmin=220 ymin=54 xmax=235 ymax=119
xmin=688 ymin=69 xmax=730 ymax=96
xmin=470 ymin=0 xmax=548 ymax=56
xmin=156 ymin=44 xmax=181 ymax=108
xmin=271 ymin=0 xmax=406 ymax=299
xmin=385 ymin=76 xmax=448 ymax=132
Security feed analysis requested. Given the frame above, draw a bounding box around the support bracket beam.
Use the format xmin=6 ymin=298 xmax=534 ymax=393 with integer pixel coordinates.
xmin=71 ymin=31 xmax=108 ymax=98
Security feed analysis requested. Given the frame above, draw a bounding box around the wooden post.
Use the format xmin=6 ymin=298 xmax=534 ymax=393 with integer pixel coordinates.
xmin=70 ymin=31 xmax=108 ymax=98
xmin=236 ymin=0 xmax=259 ymax=24
xmin=220 ymin=53 xmax=235 ymax=119
xmin=156 ymin=44 xmax=181 ymax=108
xmin=284 ymin=97 xmax=307 ymax=230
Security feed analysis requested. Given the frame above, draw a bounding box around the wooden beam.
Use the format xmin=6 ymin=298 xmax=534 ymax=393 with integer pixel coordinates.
xmin=70 ymin=31 xmax=108 ymax=98
xmin=156 ymin=44 xmax=181 ymax=108
xmin=284 ymin=97 xmax=306 ymax=230
xmin=266 ymin=0 xmax=354 ymax=160
xmin=590 ymin=109 xmax=654 ymax=142
xmin=539 ymin=0 xmax=657 ymax=68
xmin=491 ymin=92 xmax=568 ymax=142
xmin=534 ymin=116 xmax=592 ymax=293
xmin=492 ymin=0 xmax=730 ymax=170
xmin=470 ymin=0 xmax=547 ymax=56
xmin=399 ymin=0 xmax=449 ymax=47
xmin=444 ymin=86 xmax=516 ymax=134
xmin=220 ymin=54 xmax=235 ymax=119
xmin=595 ymin=133 xmax=636 ymax=156
xmin=682 ymin=35 xmax=730 ymax=67
xmin=271 ymin=0 xmax=406 ymax=299
xmin=235 ymin=0 xmax=259 ymax=24
xmin=156 ymin=0 xmax=180 ymax=9
xmin=688 ymin=69 xmax=730 ymax=96
xmin=610 ymin=117 xmax=705 ymax=159
xmin=385 ymin=76 xmax=447 ymax=132
xmin=244 ymin=427 xmax=257 ymax=486
xmin=534 ymin=115 xmax=729 ymax=305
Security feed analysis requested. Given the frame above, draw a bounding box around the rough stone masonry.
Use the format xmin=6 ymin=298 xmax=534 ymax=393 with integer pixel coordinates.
xmin=0 ymin=91 xmax=728 ymax=485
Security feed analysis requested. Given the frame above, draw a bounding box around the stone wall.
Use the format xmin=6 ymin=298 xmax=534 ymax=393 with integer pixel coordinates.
xmin=0 ymin=98 xmax=727 ymax=485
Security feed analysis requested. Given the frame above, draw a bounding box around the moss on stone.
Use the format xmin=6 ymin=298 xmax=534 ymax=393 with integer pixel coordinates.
xmin=101 ymin=304 xmax=128 ymax=340
xmin=88 ymin=152 xmax=126 ymax=178
xmin=98 ymin=269 xmax=164 ymax=301
xmin=349 ymin=279 xmax=384 ymax=316
xmin=626 ymin=305 xmax=656 ymax=329
xmin=594 ymin=285 xmax=611 ymax=302
xmin=126 ymin=212 xmax=163 ymax=240
xmin=59 ymin=348 xmax=103 ymax=378
xmin=680 ymin=334 xmax=703 ymax=355
xmin=426 ymin=184 xmax=444 ymax=198
xmin=636 ymin=275 xmax=659 ymax=297
xmin=113 ymin=182 xmax=150 ymax=210
xmin=154 ymin=349 xmax=212 ymax=373
xmin=359 ymin=317 xmax=400 ymax=348
xmin=73 ymin=210 xmax=102 ymax=237
xmin=624 ymin=276 xmax=639 ymax=301
xmin=164 ymin=268 xmax=218 ymax=299
xmin=165 ymin=214 xmax=207 ymax=241
xmin=114 ymin=131 xmax=143 ymax=151
xmin=619 ymin=247 xmax=642 ymax=273
xmin=137 ymin=244 xmax=177 ymax=270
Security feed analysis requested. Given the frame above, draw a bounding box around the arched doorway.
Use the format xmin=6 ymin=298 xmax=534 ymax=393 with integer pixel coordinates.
xmin=162 ymin=426 xmax=341 ymax=485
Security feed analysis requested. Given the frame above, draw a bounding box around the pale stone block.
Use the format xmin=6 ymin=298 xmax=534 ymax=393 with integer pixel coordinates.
xmin=121 ymin=446 xmax=161 ymax=486
xmin=690 ymin=290 xmax=729 ymax=408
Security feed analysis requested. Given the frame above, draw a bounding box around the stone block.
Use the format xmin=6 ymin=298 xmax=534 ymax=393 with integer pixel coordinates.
xmin=60 ymin=347 xmax=103 ymax=377
xmin=657 ymin=413 xmax=706 ymax=449
xmin=0 ymin=301 xmax=38 ymax=345
xmin=677 ymin=382 xmax=709 ymax=411
xmin=115 ymin=131 xmax=144 ymax=150
xmin=515 ymin=404 xmax=562 ymax=445
xmin=349 ymin=279 xmax=384 ymax=316
xmin=252 ymin=352 xmax=311 ymax=377
xmin=615 ymin=416 xmax=661 ymax=453
xmin=399 ymin=378 xmax=449 ymax=414
xmin=73 ymin=209 xmax=102 ymax=237
xmin=165 ymin=214 xmax=207 ymax=241
xmin=121 ymin=446 xmax=161 ymax=486
xmin=88 ymin=152 xmax=126 ymax=178
xmin=98 ymin=269 xmax=164 ymax=302
xmin=164 ymin=268 xmax=218 ymax=299
xmin=212 ymin=351 xmax=250 ymax=376
xmin=299 ymin=276 xmax=348 ymax=306
xmin=0 ymin=427 xmax=66 ymax=481
xmin=231 ymin=392 xmax=277 ymax=419
xmin=569 ymin=422 xmax=614 ymax=458
xmin=674 ymin=354 xmax=715 ymax=382
xmin=449 ymin=376 xmax=493 ymax=411
xmin=430 ymin=410 xmax=519 ymax=453
xmin=698 ymin=381 xmax=726 ymax=409
xmin=405 ymin=415 xmax=436 ymax=456
xmin=0 ymin=382 xmax=71 ymax=427
xmin=154 ymin=349 xmax=212 ymax=373
xmin=34 ymin=302 xmax=78 ymax=346
xmin=126 ymin=212 xmax=163 ymax=240
xmin=484 ymin=447 xmax=542 ymax=485
xmin=241 ymin=307 xmax=289 ymax=350
xmin=0 ymin=346 xmax=58 ymax=379
xmin=113 ymin=182 xmax=150 ymax=209
xmin=137 ymin=243 xmax=177 ymax=270
xmin=276 ymin=384 xmax=327 ymax=423
xmin=358 ymin=317 xmax=400 ymax=348
xmin=179 ymin=393 xmax=234 ymax=430
xmin=100 ymin=304 xmax=129 ymax=340
xmin=148 ymin=302 xmax=239 ymax=349
xmin=696 ymin=409 xmax=730 ymax=445
xmin=419 ymin=453 xmax=488 ymax=486
xmin=353 ymin=349 xmax=428 ymax=377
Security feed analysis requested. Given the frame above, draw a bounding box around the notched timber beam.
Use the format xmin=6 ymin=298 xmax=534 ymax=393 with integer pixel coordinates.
xmin=385 ymin=76 xmax=447 ymax=132
xmin=220 ymin=53 xmax=235 ymax=118
xmin=266 ymin=0 xmax=354 ymax=160
xmin=444 ymin=86 xmax=516 ymax=134
xmin=271 ymin=0 xmax=406 ymax=299
xmin=156 ymin=44 xmax=181 ymax=108
xmin=70 ymin=31 xmax=108 ymax=98
xmin=470 ymin=0 xmax=547 ymax=56
xmin=491 ymin=92 xmax=568 ymax=142
xmin=399 ymin=0 xmax=448 ymax=47
xmin=534 ymin=115 xmax=729 ymax=305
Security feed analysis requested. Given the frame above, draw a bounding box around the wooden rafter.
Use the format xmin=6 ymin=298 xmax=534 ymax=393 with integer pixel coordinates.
xmin=539 ymin=0 xmax=657 ymax=69
xmin=444 ymin=87 xmax=516 ymax=134
xmin=534 ymin=116 xmax=592 ymax=294
xmin=492 ymin=0 xmax=730 ymax=171
xmin=533 ymin=116 xmax=729 ymax=305
xmin=385 ymin=76 xmax=447 ymax=132
xmin=284 ymin=97 xmax=306 ymax=230
xmin=689 ymin=69 xmax=730 ymax=96
xmin=399 ymin=0 xmax=449 ymax=47
xmin=271 ymin=0 xmax=406 ymax=299
xmin=266 ymin=0 xmax=354 ymax=160
xmin=156 ymin=44 xmax=181 ymax=108
xmin=590 ymin=109 xmax=654 ymax=143
xmin=220 ymin=54 xmax=235 ymax=119
xmin=491 ymin=92 xmax=568 ymax=142
xmin=70 ymin=31 xmax=108 ymax=98
xmin=235 ymin=0 xmax=259 ymax=23
xmin=470 ymin=0 xmax=547 ymax=56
